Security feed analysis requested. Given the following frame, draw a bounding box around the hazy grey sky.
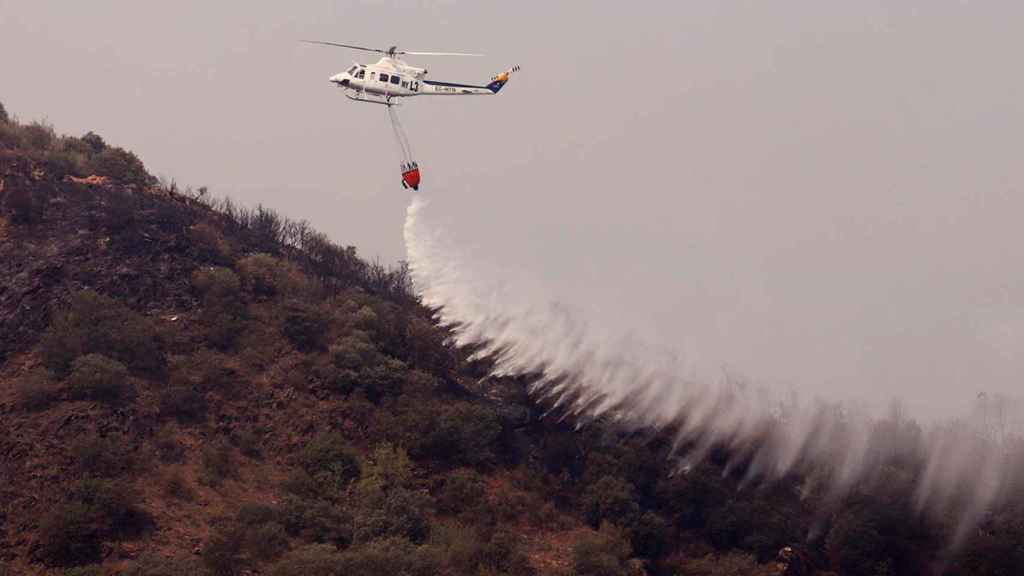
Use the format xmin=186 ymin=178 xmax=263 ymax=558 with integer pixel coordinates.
xmin=4 ymin=1 xmax=1024 ymax=418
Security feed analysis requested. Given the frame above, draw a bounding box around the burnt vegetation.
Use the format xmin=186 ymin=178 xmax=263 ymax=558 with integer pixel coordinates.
xmin=2 ymin=104 xmax=1023 ymax=576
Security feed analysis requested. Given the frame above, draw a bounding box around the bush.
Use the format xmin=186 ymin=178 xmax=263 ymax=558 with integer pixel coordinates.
xmin=41 ymin=291 xmax=164 ymax=377
xmin=66 ymin=354 xmax=133 ymax=405
xmin=158 ymin=385 xmax=208 ymax=423
xmin=0 ymin=121 xmax=24 ymax=149
xmin=299 ymin=433 xmax=361 ymax=495
xmin=123 ymin=552 xmax=207 ymax=576
xmin=37 ymin=503 xmax=101 ymax=567
xmin=90 ymin=146 xmax=150 ymax=186
xmin=0 ymin=101 xmax=7 ymax=123
xmin=570 ymin=523 xmax=633 ymax=576
xmin=22 ymin=121 xmax=55 ymax=150
xmin=278 ymin=495 xmax=352 ymax=546
xmin=164 ymin=471 xmax=196 ymax=501
xmin=201 ymin=527 xmax=244 ymax=576
xmin=350 ymin=485 xmax=432 ymax=544
xmin=81 ymin=131 xmax=106 ymax=154
xmin=630 ymin=511 xmax=670 ymax=560
xmin=153 ymin=427 xmax=186 ymax=463
xmin=72 ymin=433 xmax=132 ymax=478
xmin=336 ymin=537 xmax=440 ymax=576
xmin=405 ymin=403 xmax=502 ymax=468
xmin=437 ymin=468 xmax=486 ymax=515
xmin=199 ymin=443 xmax=237 ymax=488
xmin=356 ymin=443 xmax=414 ymax=494
xmin=188 ymin=222 xmax=232 ymax=264
xmin=37 ymin=479 xmax=149 ymax=567
xmin=668 ymin=552 xmax=774 ymax=576
xmin=14 ymin=370 xmax=59 ymax=411
xmin=582 ymin=476 xmax=640 ymax=529
xmin=233 ymin=428 xmax=264 ymax=459
xmin=63 ymin=566 xmax=104 ymax=576
xmin=192 ymin=267 xmax=241 ymax=303
xmin=2 ymin=185 xmax=42 ymax=224
xmin=282 ymin=305 xmax=330 ymax=352
xmin=246 ymin=522 xmax=290 ymax=562
xmin=267 ymin=544 xmax=342 ymax=576
xmin=237 ymin=254 xmax=309 ymax=298
xmin=429 ymin=523 xmax=531 ymax=576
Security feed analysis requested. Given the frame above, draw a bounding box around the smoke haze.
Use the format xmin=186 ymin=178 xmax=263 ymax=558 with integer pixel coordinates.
xmin=6 ymin=0 xmax=1023 ymax=539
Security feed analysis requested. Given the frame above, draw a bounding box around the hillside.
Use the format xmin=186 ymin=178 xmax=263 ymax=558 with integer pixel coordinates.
xmin=1 ymin=104 xmax=1022 ymax=576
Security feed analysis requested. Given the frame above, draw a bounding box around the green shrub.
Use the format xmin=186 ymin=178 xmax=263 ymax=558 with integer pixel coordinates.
xmin=282 ymin=305 xmax=329 ymax=352
xmin=3 ymin=185 xmax=42 ymax=224
xmin=278 ymin=495 xmax=352 ymax=546
xmin=37 ymin=502 xmax=101 ymax=567
xmin=81 ymin=131 xmax=106 ymax=154
xmin=299 ymin=433 xmax=361 ymax=495
xmin=199 ymin=443 xmax=236 ymax=488
xmin=482 ymin=529 xmax=534 ymax=576
xmin=233 ymin=428 xmax=264 ymax=459
xmin=14 ymin=370 xmax=59 ymax=411
xmin=152 ymin=427 xmax=186 ymax=463
xmin=41 ymin=290 xmax=164 ymax=377
xmin=350 ymin=485 xmax=432 ymax=544
xmin=123 ymin=552 xmax=207 ymax=576
xmin=405 ymin=403 xmax=502 ymax=468
xmin=158 ymin=385 xmax=207 ymax=423
xmin=63 ymin=566 xmax=104 ymax=576
xmin=356 ymin=443 xmax=414 ymax=494
xmin=667 ymin=552 xmax=773 ymax=576
xmin=437 ymin=468 xmax=486 ymax=515
xmin=582 ymin=476 xmax=640 ymax=529
xmin=630 ymin=511 xmax=670 ymax=560
xmin=201 ymin=527 xmax=244 ymax=576
xmin=66 ymin=354 xmax=134 ymax=405
xmin=188 ymin=222 xmax=232 ymax=264
xmin=237 ymin=254 xmax=309 ymax=298
xmin=267 ymin=544 xmax=342 ymax=576
xmin=0 ymin=121 xmax=23 ymax=149
xmin=571 ymin=523 xmax=633 ymax=576
xmin=43 ymin=149 xmax=88 ymax=179
xmin=192 ymin=267 xmax=241 ymax=303
xmin=336 ymin=537 xmax=440 ymax=576
xmin=0 ymin=101 xmax=8 ymax=123
xmin=164 ymin=471 xmax=196 ymax=501
xmin=246 ymin=522 xmax=290 ymax=562
xmin=90 ymin=146 xmax=150 ymax=185
xmin=37 ymin=479 xmax=149 ymax=567
xmin=22 ymin=121 xmax=55 ymax=150
xmin=72 ymin=433 xmax=132 ymax=478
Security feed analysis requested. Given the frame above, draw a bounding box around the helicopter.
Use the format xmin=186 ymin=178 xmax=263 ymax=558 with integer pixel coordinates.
xmin=304 ymin=40 xmax=519 ymax=191
xmin=304 ymin=41 xmax=520 ymax=105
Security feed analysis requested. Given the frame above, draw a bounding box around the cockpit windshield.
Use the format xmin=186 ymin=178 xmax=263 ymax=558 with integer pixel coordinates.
xmin=347 ymin=65 xmax=358 ymax=74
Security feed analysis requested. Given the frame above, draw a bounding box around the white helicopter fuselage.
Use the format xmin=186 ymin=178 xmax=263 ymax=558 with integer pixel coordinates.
xmin=329 ymin=57 xmax=512 ymax=102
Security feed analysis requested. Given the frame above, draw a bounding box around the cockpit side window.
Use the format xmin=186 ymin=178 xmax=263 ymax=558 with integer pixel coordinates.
xmin=356 ymin=69 xmax=365 ymax=79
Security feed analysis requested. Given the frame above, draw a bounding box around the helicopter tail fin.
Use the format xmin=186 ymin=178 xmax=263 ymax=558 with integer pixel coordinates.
xmin=486 ymin=65 xmax=520 ymax=93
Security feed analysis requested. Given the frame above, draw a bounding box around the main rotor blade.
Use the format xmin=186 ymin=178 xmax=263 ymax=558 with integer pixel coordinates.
xmin=302 ymin=40 xmax=385 ymax=54
xmin=401 ymin=51 xmax=484 ymax=57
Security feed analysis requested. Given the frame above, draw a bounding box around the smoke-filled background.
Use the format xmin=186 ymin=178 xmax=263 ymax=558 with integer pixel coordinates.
xmin=5 ymin=0 xmax=1024 ymax=539
xmin=395 ymin=4 xmax=1024 ymax=537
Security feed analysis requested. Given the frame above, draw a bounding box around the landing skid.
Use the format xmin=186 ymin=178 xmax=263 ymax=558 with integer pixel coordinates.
xmin=345 ymin=91 xmax=398 ymax=106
